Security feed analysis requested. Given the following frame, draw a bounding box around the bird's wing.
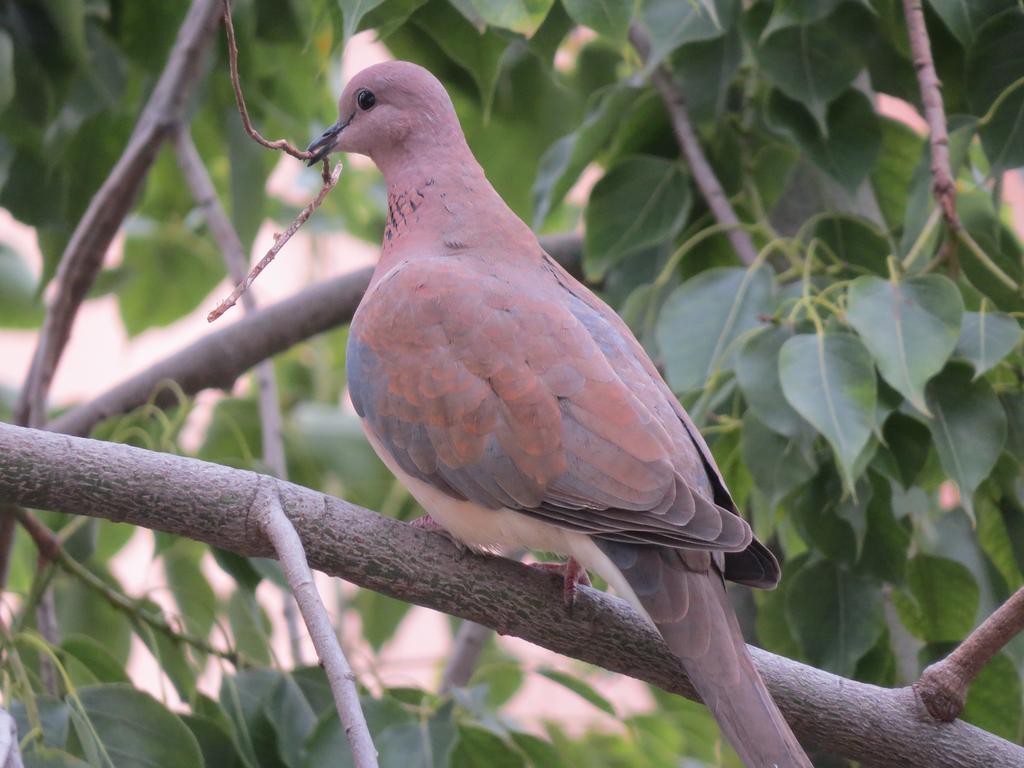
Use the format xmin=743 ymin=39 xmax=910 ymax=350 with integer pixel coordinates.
xmin=347 ymin=256 xmax=750 ymax=554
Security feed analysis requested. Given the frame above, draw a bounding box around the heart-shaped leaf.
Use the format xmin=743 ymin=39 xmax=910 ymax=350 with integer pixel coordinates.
xmin=657 ymin=265 xmax=774 ymax=392
xmin=954 ymin=308 xmax=1022 ymax=378
xmin=779 ymin=332 xmax=877 ymax=491
xmin=925 ymin=364 xmax=1006 ymax=520
xmin=846 ymin=274 xmax=963 ymax=414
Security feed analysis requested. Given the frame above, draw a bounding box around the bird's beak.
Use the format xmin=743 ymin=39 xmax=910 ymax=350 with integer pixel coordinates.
xmin=305 ymin=120 xmax=343 ymax=166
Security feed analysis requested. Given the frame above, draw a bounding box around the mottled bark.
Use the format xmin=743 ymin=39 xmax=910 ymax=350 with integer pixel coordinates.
xmin=0 ymin=423 xmax=1020 ymax=768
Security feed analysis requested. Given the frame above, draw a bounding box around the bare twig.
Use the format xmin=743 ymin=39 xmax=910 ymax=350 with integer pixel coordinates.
xmin=2 ymin=422 xmax=1022 ymax=768
xmin=440 ymin=621 xmax=491 ymax=693
xmin=629 ymin=26 xmax=758 ymax=268
xmin=915 ymin=587 xmax=1024 ymax=722
xmin=252 ymin=484 xmax=377 ymax=767
xmin=172 ymin=124 xmax=304 ymax=660
xmin=1 ymin=0 xmax=223 ymax=589
xmin=902 ymin=1 xmax=957 ymax=232
xmin=208 ymin=162 xmax=344 ymax=322
xmin=221 ymin=0 xmax=313 ymax=161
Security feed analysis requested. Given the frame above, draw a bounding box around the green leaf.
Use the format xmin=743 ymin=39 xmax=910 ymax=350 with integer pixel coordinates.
xmin=755 ymin=4 xmax=869 ymax=127
xmin=928 ymin=0 xmax=1015 ymax=47
xmin=583 ymin=155 xmax=690 ymax=280
xmin=339 ymin=0 xmax=389 ymax=43
xmin=966 ymin=9 xmax=1024 ymax=171
xmin=228 ymin=590 xmax=273 ymax=666
xmin=199 ymin=397 xmax=261 ymax=469
xmin=954 ymin=309 xmax=1022 ymax=378
xmin=761 ymin=0 xmax=868 ymax=37
xmin=892 ymin=554 xmax=979 ymax=642
xmin=657 ymin=265 xmax=774 ymax=393
xmin=871 ymin=118 xmax=926 ymax=234
xmin=163 ymin=539 xmax=218 ymax=640
xmin=668 ymin=27 xmax=743 ymax=124
xmin=69 ymin=685 xmax=203 ymax=768
xmin=264 ymin=676 xmax=317 ymax=768
xmin=537 ymin=669 xmax=616 ymax=716
xmin=811 ymin=215 xmax=890 ymax=276
xmin=53 ymin=570 xmax=132 ymax=667
xmin=0 ymin=30 xmax=13 ymax=113
xmin=766 ymin=88 xmax=881 ymax=193
xmin=410 ymin=1 xmax=510 ymax=115
xmin=532 ymin=84 xmax=640 ymax=228
xmin=962 ymin=652 xmax=1023 ymax=741
xmin=778 ymin=332 xmax=877 ymax=491
xmin=741 ymin=411 xmax=816 ymax=509
xmin=846 ymin=274 xmax=963 ymax=413
xmin=376 ymin=704 xmax=458 ymax=768
xmin=60 ymin=635 xmax=129 ymax=685
xmin=118 ymin=221 xmax=225 ymax=337
xmin=21 ymin=747 xmax=91 ymax=768
xmin=977 ymin=498 xmax=1024 ymax=591
xmin=509 ymin=732 xmax=562 ymax=768
xmin=353 ymin=589 xmax=413 ymax=650
xmin=0 ymin=243 xmax=43 ymax=328
xmin=452 ymin=726 xmax=525 ymax=768
xmin=455 ymin=0 xmax=555 ymax=35
xmin=736 ymin=325 xmax=807 ymax=436
xmin=561 ymin=0 xmax=633 ymax=39
xmin=881 ymin=412 xmax=931 ymax=488
xmin=786 ymin=559 xmax=884 ymax=676
xmin=925 ymin=364 xmax=1006 ymax=519
xmin=182 ymin=714 xmax=250 ymax=768
xmin=637 ymin=0 xmax=733 ymax=70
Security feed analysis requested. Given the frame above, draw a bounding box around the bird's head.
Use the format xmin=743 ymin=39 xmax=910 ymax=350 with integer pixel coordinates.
xmin=305 ymin=61 xmax=462 ymax=168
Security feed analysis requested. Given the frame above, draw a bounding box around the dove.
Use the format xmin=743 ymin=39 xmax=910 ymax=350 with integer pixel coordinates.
xmin=307 ymin=60 xmax=810 ymax=768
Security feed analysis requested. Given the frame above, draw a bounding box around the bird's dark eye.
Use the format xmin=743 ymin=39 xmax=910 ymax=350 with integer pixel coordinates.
xmin=356 ymin=89 xmax=376 ymax=111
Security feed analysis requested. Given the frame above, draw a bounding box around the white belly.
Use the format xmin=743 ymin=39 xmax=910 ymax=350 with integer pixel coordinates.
xmin=362 ymin=423 xmax=647 ymax=616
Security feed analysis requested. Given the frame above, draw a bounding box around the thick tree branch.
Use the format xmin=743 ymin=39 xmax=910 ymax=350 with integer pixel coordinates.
xmin=915 ymin=586 xmax=1024 ymax=722
xmin=253 ymin=485 xmax=377 ymax=767
xmin=0 ymin=423 xmax=1020 ymax=768
xmin=629 ymin=27 xmax=758 ymax=268
xmin=47 ymin=234 xmax=580 ymax=439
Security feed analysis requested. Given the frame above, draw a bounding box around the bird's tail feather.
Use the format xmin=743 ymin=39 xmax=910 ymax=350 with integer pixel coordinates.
xmin=596 ymin=541 xmax=810 ymax=768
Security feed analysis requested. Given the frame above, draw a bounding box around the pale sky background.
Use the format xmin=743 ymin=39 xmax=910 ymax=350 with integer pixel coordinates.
xmin=1 ymin=30 xmax=1023 ymax=735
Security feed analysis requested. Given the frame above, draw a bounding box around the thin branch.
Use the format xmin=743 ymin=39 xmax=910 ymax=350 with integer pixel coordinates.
xmin=46 ymin=234 xmax=580 ymax=439
xmin=440 ymin=621 xmax=491 ymax=693
xmin=253 ymin=485 xmax=377 ymax=767
xmin=1 ymin=0 xmax=224 ymax=589
xmin=629 ymin=26 xmax=758 ymax=268
xmin=208 ymin=162 xmax=344 ymax=322
xmin=1 ymin=423 xmax=1022 ymax=768
xmin=902 ymin=0 xmax=957 ymax=234
xmin=915 ymin=586 xmax=1024 ymax=722
xmin=221 ymin=0 xmax=313 ymax=161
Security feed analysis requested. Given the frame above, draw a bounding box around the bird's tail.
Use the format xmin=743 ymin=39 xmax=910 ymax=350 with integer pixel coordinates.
xmin=596 ymin=541 xmax=811 ymax=768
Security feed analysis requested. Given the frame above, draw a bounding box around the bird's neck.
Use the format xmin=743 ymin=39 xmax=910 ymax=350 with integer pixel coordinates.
xmin=373 ymin=142 xmax=536 ymax=276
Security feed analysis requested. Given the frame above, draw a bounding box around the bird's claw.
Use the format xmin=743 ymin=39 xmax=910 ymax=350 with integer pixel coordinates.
xmin=530 ymin=557 xmax=591 ymax=608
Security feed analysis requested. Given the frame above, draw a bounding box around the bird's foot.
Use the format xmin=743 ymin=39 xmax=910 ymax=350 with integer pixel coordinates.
xmin=531 ymin=557 xmax=591 ymax=608
xmin=408 ymin=514 xmax=467 ymax=555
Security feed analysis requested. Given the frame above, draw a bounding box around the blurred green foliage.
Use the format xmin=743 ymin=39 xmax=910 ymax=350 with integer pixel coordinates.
xmin=2 ymin=0 xmax=1024 ymax=765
